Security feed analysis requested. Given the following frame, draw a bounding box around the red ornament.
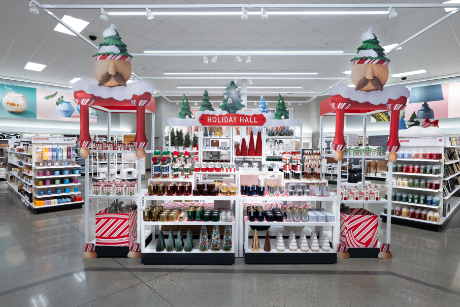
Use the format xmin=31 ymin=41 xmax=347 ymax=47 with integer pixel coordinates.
xmin=241 ymin=139 xmax=248 ymax=156
xmin=235 ymin=143 xmax=241 ymax=156
xmin=248 ymin=131 xmax=255 ymax=156
xmin=255 ymin=131 xmax=262 ymax=156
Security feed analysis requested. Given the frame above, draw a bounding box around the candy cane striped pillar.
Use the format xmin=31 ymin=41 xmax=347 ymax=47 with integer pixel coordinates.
xmin=74 ymin=91 xmax=95 ymax=158
xmin=330 ymin=95 xmax=352 ymax=161
xmin=386 ymin=97 xmax=407 ymax=162
xmin=131 ymin=93 xmax=152 ymax=159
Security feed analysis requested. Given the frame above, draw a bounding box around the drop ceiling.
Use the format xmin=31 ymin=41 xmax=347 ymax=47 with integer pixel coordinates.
xmin=1 ymin=0 xmax=460 ymax=101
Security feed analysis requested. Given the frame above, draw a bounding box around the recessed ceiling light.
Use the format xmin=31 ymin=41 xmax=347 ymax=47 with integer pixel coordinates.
xmin=54 ymin=15 xmax=89 ymax=36
xmin=443 ymin=1 xmax=460 ymax=13
xmin=391 ymin=70 xmax=427 ymax=78
xmin=343 ymin=70 xmax=351 ymax=75
xmin=24 ymin=62 xmax=46 ymax=72
xmin=69 ymin=78 xmax=81 ymax=83
xmin=383 ymin=44 xmax=402 ymax=53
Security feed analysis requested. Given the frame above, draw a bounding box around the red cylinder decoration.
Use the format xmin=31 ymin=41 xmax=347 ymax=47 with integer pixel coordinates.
xmin=386 ymin=97 xmax=407 ymax=153
xmin=74 ymin=91 xmax=95 ymax=149
xmin=131 ymin=92 xmax=152 ymax=158
xmin=330 ymin=95 xmax=352 ymax=152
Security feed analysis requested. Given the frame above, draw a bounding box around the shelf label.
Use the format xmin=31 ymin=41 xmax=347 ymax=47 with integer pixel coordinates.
xmin=199 ymin=113 xmax=266 ymax=126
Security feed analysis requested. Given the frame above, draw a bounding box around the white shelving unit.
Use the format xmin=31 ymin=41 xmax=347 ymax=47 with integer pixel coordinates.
xmin=6 ymin=138 xmax=33 ymax=203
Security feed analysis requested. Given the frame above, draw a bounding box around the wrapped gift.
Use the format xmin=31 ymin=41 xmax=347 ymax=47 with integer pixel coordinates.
xmin=96 ymin=208 xmax=137 ymax=246
xmin=340 ymin=208 xmax=378 ymax=248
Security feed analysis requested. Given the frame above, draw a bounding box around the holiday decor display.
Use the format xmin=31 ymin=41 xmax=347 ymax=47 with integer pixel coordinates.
xmin=322 ymin=234 xmax=331 ymax=252
xmin=288 ymin=233 xmax=298 ymax=251
xmin=156 ymin=229 xmax=165 ymax=252
xmin=184 ymin=133 xmax=191 ymax=149
xmin=223 ymin=226 xmax=232 ymax=251
xmin=300 ymin=234 xmax=309 ymax=252
xmin=192 ymin=133 xmax=198 ymax=150
xmin=199 ymin=90 xmax=214 ymax=111
xmin=255 ymin=131 xmax=262 ymax=156
xmin=178 ymin=94 xmax=193 ymax=119
xmin=199 ymin=225 xmax=208 ymax=251
xmin=399 ymin=116 xmax=407 ymax=130
xmin=235 ymin=143 xmax=241 ymax=156
xmin=219 ymin=81 xmax=245 ymax=114
xmin=248 ymin=131 xmax=255 ymax=156
xmin=310 ymin=235 xmax=320 ymax=252
xmin=241 ymin=138 xmax=248 ymax=156
xmin=73 ymin=24 xmax=154 ymax=159
xmin=263 ymin=231 xmax=271 ymax=252
xmin=211 ymin=225 xmax=220 ymax=251
xmin=326 ymin=27 xmax=410 ymax=162
xmin=170 ymin=128 xmax=177 ymax=148
xmin=258 ymin=96 xmax=268 ymax=113
xmin=274 ymin=94 xmax=289 ymax=120
xmin=276 ymin=232 xmax=285 ymax=252
xmin=407 ymin=111 xmax=420 ymax=128
xmin=166 ymin=228 xmax=175 ymax=252
xmin=184 ymin=228 xmax=193 ymax=252
xmin=251 ymin=229 xmax=260 ymax=251
xmin=175 ymin=227 xmax=184 ymax=252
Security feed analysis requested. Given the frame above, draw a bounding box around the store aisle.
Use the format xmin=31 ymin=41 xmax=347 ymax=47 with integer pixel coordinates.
xmin=1 ymin=178 xmax=460 ymax=307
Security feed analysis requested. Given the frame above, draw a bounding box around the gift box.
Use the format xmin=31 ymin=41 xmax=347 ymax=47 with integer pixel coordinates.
xmin=340 ymin=208 xmax=378 ymax=248
xmin=95 ymin=208 xmax=137 ymax=246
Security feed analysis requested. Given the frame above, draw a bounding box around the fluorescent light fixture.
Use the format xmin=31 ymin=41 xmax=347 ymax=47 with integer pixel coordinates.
xmin=29 ymin=1 xmax=39 ymax=14
xmin=145 ymin=48 xmax=343 ymax=55
xmin=383 ymin=44 xmax=402 ymax=53
xmin=54 ymin=15 xmax=89 ymax=36
xmin=343 ymin=70 xmax=351 ymax=75
xmin=248 ymin=79 xmax=253 ymax=85
xmin=100 ymin=8 xmax=108 ymax=21
xmin=261 ymin=8 xmax=268 ymax=19
xmin=107 ymin=10 xmax=388 ymax=16
xmin=24 ymin=62 xmax=46 ymax=72
xmin=443 ymin=1 xmax=460 ymax=13
xmin=236 ymin=55 xmax=242 ymax=63
xmin=164 ymin=71 xmax=318 ymax=75
xmin=391 ymin=70 xmax=427 ymax=78
xmin=177 ymin=85 xmax=303 ymax=89
xmin=241 ymin=7 xmax=249 ymax=20
xmin=388 ymin=7 xmax=398 ymax=19
xmin=146 ymin=8 xmax=154 ymax=19
xmin=69 ymin=78 xmax=81 ymax=83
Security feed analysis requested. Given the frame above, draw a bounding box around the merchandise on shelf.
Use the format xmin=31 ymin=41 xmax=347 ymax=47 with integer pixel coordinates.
xmin=245 ymin=205 xmax=333 ymax=223
xmin=343 ymin=145 xmax=384 ymax=157
xmin=340 ymin=207 xmax=378 ymax=248
xmin=299 ymin=234 xmax=310 ymax=252
xmin=143 ymin=203 xmax=233 ymax=223
xmin=175 ymin=228 xmax=184 ymax=252
xmin=275 ymin=232 xmax=285 ymax=251
xmin=166 ymin=229 xmax=175 ymax=252
xmin=156 ymin=229 xmax=165 ymax=252
xmin=223 ymin=226 xmax=232 ymax=251
xmin=397 ymin=147 xmax=443 ymax=160
xmin=339 ymin=184 xmax=382 ymax=201
xmin=251 ymin=229 xmax=260 ymax=251
xmin=199 ymin=225 xmax=208 ymax=251
xmin=92 ymin=180 xmax=138 ymax=196
xmin=263 ymin=231 xmax=271 ymax=252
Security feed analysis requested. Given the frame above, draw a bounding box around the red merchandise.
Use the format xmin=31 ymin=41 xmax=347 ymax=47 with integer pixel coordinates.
xmin=248 ymin=131 xmax=255 ymax=156
xmin=241 ymin=139 xmax=248 ymax=156
xmin=340 ymin=208 xmax=378 ymax=248
xmin=235 ymin=143 xmax=241 ymax=156
xmin=255 ymin=131 xmax=262 ymax=156
xmin=96 ymin=209 xmax=137 ymax=247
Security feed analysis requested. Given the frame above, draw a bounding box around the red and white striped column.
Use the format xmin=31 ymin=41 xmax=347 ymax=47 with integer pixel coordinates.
xmin=131 ymin=92 xmax=152 ymax=159
xmin=386 ymin=97 xmax=407 ymax=162
xmin=330 ymin=95 xmax=352 ymax=161
xmin=74 ymin=91 xmax=95 ymax=158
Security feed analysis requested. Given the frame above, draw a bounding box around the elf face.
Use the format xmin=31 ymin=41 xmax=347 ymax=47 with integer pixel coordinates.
xmin=351 ymin=63 xmax=389 ymax=92
xmin=94 ymin=59 xmax=132 ymax=87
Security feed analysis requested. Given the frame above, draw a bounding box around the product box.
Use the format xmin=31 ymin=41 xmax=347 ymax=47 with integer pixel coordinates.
xmin=210 ymin=140 xmax=219 ymax=147
xmin=95 ymin=209 xmax=137 ymax=246
xmin=340 ymin=208 xmax=378 ymax=248
xmin=368 ymin=160 xmax=377 ymax=175
xmin=376 ymin=161 xmax=388 ymax=174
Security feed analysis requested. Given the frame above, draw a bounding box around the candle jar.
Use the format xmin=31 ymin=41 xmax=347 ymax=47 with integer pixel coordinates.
xmin=397 ymin=164 xmax=403 ymax=173
xmin=414 ymin=164 xmax=420 ymax=173
xmin=247 ymin=185 xmax=254 ymax=197
xmin=195 ymin=209 xmax=202 ymax=221
xmin=395 ymin=206 xmax=402 ymax=216
xmin=426 ymin=195 xmax=433 ymax=206
xmin=241 ymin=185 xmax=248 ymax=196
xmin=183 ymin=184 xmax=191 ymax=195
xmin=301 ymin=208 xmax=309 ymax=221
xmin=166 ymin=185 xmax=174 ymax=196
xmin=396 ymin=177 xmax=403 ymax=187
xmin=408 ymin=164 xmax=414 ymax=173
xmin=322 ymin=186 xmax=329 ymax=197
xmin=426 ymin=165 xmax=432 ymax=174
xmin=285 ymin=208 xmax=292 ymax=221
xmin=207 ymin=183 xmax=215 ymax=191
xmin=420 ymin=194 xmax=426 ymax=205
xmin=426 ymin=180 xmax=433 ymax=190
xmin=414 ymin=194 xmax=420 ymax=204
xmin=220 ymin=183 xmax=229 ymax=196
xmin=402 ymin=177 xmax=409 ymax=187
xmin=177 ymin=184 xmax=185 ymax=196
xmin=427 ymin=211 xmax=434 ymax=222
xmin=402 ymin=193 xmax=408 ymax=203
xmin=257 ymin=210 xmax=265 ymax=222
xmin=230 ymin=183 xmax=238 ymax=196
xmin=269 ymin=185 xmax=276 ymax=196
xmin=265 ymin=213 xmax=274 ymax=222
xmin=402 ymin=207 xmax=409 ymax=217
xmin=415 ymin=208 xmax=421 ymax=219
xmin=403 ymin=164 xmax=408 ymax=173
xmin=384 ymin=205 xmax=388 ymax=214
xmin=278 ymin=185 xmax=284 ymax=196
xmin=202 ymin=213 xmax=210 ymax=222
xmin=275 ymin=213 xmax=284 ymax=222
xmin=256 ymin=185 xmax=264 ymax=197
xmin=314 ymin=185 xmax=322 ymax=196
xmin=408 ymin=193 xmax=414 ymax=203
xmin=212 ymin=213 xmax=220 ymax=222
xmin=409 ymin=207 xmax=415 ymax=218
xmin=408 ymin=178 xmax=414 ymax=188
xmin=211 ymin=189 xmax=218 ymax=196
xmin=202 ymin=189 xmax=209 ymax=196
xmin=187 ymin=209 xmax=195 ymax=221
xmin=396 ymin=193 xmax=402 ymax=202
xmin=293 ymin=209 xmax=301 ymax=222
xmin=421 ymin=210 xmax=427 ymax=220
xmin=420 ymin=179 xmax=426 ymax=189
xmin=434 ymin=212 xmax=441 ymax=222
xmin=197 ymin=183 xmax=205 ymax=191
xmin=193 ymin=189 xmax=200 ymax=196
xmin=392 ymin=192 xmax=396 ymax=201
xmin=420 ymin=165 xmax=426 ymax=174
xmin=433 ymin=196 xmax=440 ymax=206
xmin=414 ymin=179 xmax=420 ymax=189
xmin=433 ymin=180 xmax=440 ymax=190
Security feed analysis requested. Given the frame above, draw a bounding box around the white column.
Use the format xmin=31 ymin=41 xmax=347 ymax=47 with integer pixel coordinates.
xmin=240 ymin=79 xmax=248 ymax=109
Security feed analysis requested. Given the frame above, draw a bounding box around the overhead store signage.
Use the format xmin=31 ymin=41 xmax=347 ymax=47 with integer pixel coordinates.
xmin=199 ymin=113 xmax=266 ymax=126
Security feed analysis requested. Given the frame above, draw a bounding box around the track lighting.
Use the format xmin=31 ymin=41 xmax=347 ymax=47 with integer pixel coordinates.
xmin=203 ymin=56 xmax=208 ymax=64
xmin=246 ymin=56 xmax=251 ymax=64
xmin=146 ymin=8 xmax=154 ymax=19
xmin=212 ymin=55 xmax=217 ymax=63
xmin=236 ymin=55 xmax=242 ymax=63
xmin=195 ymin=102 xmax=197 ymax=105
xmin=176 ymin=102 xmax=179 ymax=105
xmin=254 ymin=102 xmax=257 ymax=106
xmin=261 ymin=8 xmax=268 ymax=19
xmin=241 ymin=7 xmax=249 ymax=20
xmin=288 ymin=102 xmax=291 ymax=106
xmin=388 ymin=7 xmax=398 ymax=19
xmin=100 ymin=8 xmax=108 ymax=21
xmin=248 ymin=79 xmax=253 ymax=85
xmin=29 ymin=1 xmax=39 ymax=14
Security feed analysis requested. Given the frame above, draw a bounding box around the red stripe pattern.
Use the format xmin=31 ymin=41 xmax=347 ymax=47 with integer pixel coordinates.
xmin=351 ymin=59 xmax=389 ymax=66
xmin=84 ymin=243 xmax=96 ymax=252
xmin=380 ymin=243 xmax=390 ymax=252
xmin=93 ymin=54 xmax=132 ymax=61
xmin=95 ymin=209 xmax=137 ymax=246
xmin=340 ymin=208 xmax=378 ymax=248
xmin=421 ymin=118 xmax=439 ymax=128
xmin=337 ymin=243 xmax=347 ymax=252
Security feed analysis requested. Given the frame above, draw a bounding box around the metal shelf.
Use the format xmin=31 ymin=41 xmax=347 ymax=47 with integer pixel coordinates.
xmin=245 ymin=221 xmax=337 ymax=227
xmin=143 ymin=220 xmax=236 ymax=226
xmin=34 ymin=192 xmax=81 ymax=198
xmin=35 ymin=174 xmax=79 ymax=179
xmin=385 ymin=172 xmax=441 ymax=177
xmin=89 ymin=194 xmax=138 ymax=199
xmin=341 ymin=200 xmax=388 ymax=204
xmin=34 ymin=165 xmax=81 ymax=169
xmin=391 ymin=201 xmax=440 ymax=209
xmin=35 ymin=183 xmax=81 ymax=189
xmin=444 ymin=185 xmax=460 ymax=200
xmin=392 ymin=186 xmax=441 ymax=193
xmin=398 ymin=158 xmax=442 ymax=162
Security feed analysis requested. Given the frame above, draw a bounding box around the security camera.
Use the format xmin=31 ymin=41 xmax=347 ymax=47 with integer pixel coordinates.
xmin=89 ymin=35 xmax=97 ymax=41
xmin=401 ymin=77 xmax=407 ymax=80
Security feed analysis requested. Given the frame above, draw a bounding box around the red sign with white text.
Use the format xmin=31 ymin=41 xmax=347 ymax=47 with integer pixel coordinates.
xmin=199 ymin=113 xmax=266 ymax=126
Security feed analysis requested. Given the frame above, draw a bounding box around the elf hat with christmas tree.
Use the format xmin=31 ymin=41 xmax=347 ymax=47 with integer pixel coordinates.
xmin=93 ymin=24 xmax=133 ymax=61
xmin=351 ymin=27 xmax=389 ymax=66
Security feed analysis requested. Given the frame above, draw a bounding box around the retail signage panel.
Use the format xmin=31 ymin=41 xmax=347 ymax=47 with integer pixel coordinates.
xmin=32 ymin=136 xmax=77 ymax=144
xmin=399 ymin=137 xmax=444 ymax=147
xmin=0 ymin=83 xmax=37 ymax=119
xmin=199 ymin=113 xmax=266 ymax=126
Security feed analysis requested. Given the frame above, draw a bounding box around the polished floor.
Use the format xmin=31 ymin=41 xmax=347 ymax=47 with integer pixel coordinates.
xmin=2 ymin=179 xmax=460 ymax=307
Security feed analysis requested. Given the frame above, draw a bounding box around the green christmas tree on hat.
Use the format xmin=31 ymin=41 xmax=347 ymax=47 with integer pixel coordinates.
xmin=351 ymin=27 xmax=390 ymax=63
xmin=199 ymin=90 xmax=214 ymax=111
xmin=93 ymin=24 xmax=132 ymax=59
xmin=274 ymin=94 xmax=289 ymax=120
xmin=219 ymin=81 xmax=245 ymax=114
xmin=178 ymin=94 xmax=193 ymax=119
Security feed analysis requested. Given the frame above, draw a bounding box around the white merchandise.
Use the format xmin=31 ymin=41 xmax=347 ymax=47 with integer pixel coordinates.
xmin=310 ymin=235 xmax=320 ymax=252
xmin=288 ymin=234 xmax=297 ymax=251
xmin=322 ymin=234 xmax=331 ymax=252
xmin=299 ymin=234 xmax=310 ymax=252
xmin=276 ymin=235 xmax=285 ymax=252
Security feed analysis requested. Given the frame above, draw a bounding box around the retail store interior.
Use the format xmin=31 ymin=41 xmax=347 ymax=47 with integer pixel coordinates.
xmin=2 ymin=1 xmax=460 ymax=306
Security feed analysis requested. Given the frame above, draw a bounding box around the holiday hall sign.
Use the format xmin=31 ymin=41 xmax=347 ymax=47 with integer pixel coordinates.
xmin=199 ymin=113 xmax=266 ymax=126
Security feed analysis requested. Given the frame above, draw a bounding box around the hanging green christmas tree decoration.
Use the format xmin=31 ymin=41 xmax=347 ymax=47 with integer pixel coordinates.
xmin=178 ymin=94 xmax=193 ymax=119
xmin=219 ymin=81 xmax=245 ymax=114
xmin=407 ymin=111 xmax=420 ymax=128
xmin=199 ymin=225 xmax=208 ymax=251
xmin=166 ymin=228 xmax=175 ymax=252
xmin=223 ymin=226 xmax=232 ymax=251
xmin=274 ymin=94 xmax=289 ymax=119
xmin=199 ymin=90 xmax=214 ymax=111
xmin=156 ymin=229 xmax=165 ymax=252
xmin=175 ymin=227 xmax=184 ymax=252
xmin=184 ymin=228 xmax=194 ymax=252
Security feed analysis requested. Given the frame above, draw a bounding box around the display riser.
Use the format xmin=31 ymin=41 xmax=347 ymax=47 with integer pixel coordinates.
xmin=381 ymin=215 xmax=442 ymax=232
xmin=245 ymin=252 xmax=337 ymax=264
xmin=141 ymin=252 xmax=235 ymax=265
xmin=30 ymin=202 xmax=83 ymax=214
xmin=95 ymin=246 xmax=129 ymax=257
xmin=347 ymin=248 xmax=380 ymax=258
